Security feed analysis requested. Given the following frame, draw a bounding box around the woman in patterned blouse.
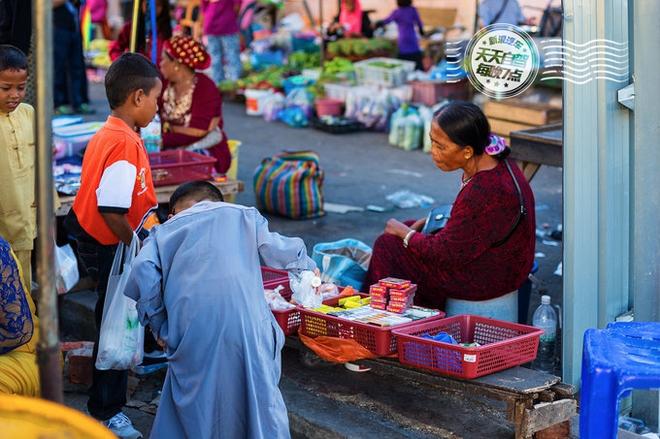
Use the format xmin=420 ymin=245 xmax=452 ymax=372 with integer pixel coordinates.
xmin=366 ymin=102 xmax=536 ymax=320
xmin=0 ymin=235 xmax=39 ymax=395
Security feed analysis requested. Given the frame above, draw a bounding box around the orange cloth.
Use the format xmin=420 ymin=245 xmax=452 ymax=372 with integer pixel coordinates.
xmin=299 ymin=333 xmax=378 ymax=363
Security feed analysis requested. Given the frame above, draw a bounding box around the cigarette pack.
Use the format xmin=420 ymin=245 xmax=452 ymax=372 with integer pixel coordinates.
xmin=378 ymin=277 xmax=412 ymax=290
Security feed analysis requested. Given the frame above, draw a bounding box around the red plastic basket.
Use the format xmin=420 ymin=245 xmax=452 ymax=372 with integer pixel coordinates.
xmin=149 ymin=150 xmax=217 ymax=187
xmin=411 ymin=79 xmax=470 ymax=106
xmin=392 ymin=315 xmax=543 ymax=379
xmin=261 ymin=267 xmax=290 ymax=298
xmin=299 ymin=295 xmax=445 ymax=356
xmin=261 ymin=267 xmax=299 ymax=334
xmin=272 ymin=307 xmax=302 ymax=335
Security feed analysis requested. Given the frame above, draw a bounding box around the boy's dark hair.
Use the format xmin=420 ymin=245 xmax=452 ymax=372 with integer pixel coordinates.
xmin=105 ymin=53 xmax=160 ymax=110
xmin=0 ymin=45 xmax=28 ymax=72
xmin=169 ymin=181 xmax=224 ymax=213
xmin=397 ymin=0 xmax=413 ymax=7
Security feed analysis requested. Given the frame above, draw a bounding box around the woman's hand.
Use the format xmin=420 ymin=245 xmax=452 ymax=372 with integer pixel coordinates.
xmin=411 ymin=218 xmax=427 ymax=232
xmin=385 ymin=219 xmax=412 ymax=239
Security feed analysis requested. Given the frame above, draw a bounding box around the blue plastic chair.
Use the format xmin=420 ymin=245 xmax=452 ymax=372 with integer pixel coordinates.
xmin=580 ymin=322 xmax=660 ymax=439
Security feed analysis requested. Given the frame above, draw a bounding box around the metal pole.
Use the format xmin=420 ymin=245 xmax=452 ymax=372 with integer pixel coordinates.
xmin=630 ymin=0 xmax=660 ymax=427
xmin=130 ymin=0 xmax=140 ymax=52
xmin=34 ymin=0 xmax=63 ymax=403
xmin=318 ymin=0 xmax=324 ymax=68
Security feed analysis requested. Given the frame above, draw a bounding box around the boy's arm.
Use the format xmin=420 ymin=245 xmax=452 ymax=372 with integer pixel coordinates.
xmin=100 ymin=212 xmax=134 ymax=246
xmin=255 ymin=210 xmax=316 ymax=273
xmin=123 ymin=233 xmax=167 ymax=342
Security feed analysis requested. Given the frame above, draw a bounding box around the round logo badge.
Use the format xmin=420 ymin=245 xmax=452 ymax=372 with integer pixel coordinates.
xmin=465 ymin=24 xmax=540 ymax=99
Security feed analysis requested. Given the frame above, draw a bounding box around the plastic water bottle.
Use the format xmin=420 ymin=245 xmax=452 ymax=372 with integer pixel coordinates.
xmin=532 ymin=295 xmax=558 ymax=373
xmin=141 ymin=114 xmax=162 ymax=153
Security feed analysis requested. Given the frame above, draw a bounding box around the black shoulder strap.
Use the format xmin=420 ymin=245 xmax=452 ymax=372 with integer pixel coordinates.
xmin=491 ymin=160 xmax=527 ymax=248
xmin=491 ymin=0 xmax=512 ymax=25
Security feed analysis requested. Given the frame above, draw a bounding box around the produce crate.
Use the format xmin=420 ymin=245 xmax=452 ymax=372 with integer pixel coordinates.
xmin=392 ymin=315 xmax=543 ymax=379
xmin=299 ymin=295 xmax=445 ymax=356
xmin=354 ymin=57 xmax=415 ymax=88
xmin=411 ymin=79 xmax=469 ymax=106
xmin=149 ymin=150 xmax=217 ymax=187
xmin=272 ymin=306 xmax=301 ymax=336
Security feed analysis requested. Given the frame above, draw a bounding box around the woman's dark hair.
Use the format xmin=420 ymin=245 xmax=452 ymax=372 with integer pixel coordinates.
xmin=136 ymin=0 xmax=173 ymax=55
xmin=0 ymin=45 xmax=28 ymax=72
xmin=169 ymin=180 xmax=224 ymax=213
xmin=433 ymin=101 xmax=510 ymax=159
xmin=397 ymin=0 xmax=413 ymax=7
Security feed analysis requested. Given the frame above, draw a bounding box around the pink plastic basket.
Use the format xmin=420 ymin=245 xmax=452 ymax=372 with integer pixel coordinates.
xmin=149 ymin=150 xmax=217 ymax=187
xmin=299 ymin=294 xmax=445 ymax=356
xmin=315 ymin=98 xmax=344 ymax=117
xmin=392 ymin=315 xmax=543 ymax=379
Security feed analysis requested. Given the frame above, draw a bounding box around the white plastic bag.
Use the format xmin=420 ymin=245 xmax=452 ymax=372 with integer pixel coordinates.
xmin=55 ymin=243 xmax=79 ymax=295
xmin=289 ymin=270 xmax=323 ymax=309
xmin=95 ymin=235 xmax=144 ymax=370
xmin=264 ymin=285 xmax=296 ymax=311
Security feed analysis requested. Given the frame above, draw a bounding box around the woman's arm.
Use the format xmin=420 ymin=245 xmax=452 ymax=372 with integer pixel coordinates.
xmin=415 ymin=8 xmax=425 ymax=36
xmin=0 ymin=247 xmax=34 ymax=354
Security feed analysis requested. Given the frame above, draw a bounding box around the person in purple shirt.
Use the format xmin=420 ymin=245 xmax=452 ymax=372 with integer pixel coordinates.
xmin=376 ymin=0 xmax=425 ymax=70
xmin=201 ymin=0 xmax=242 ymax=83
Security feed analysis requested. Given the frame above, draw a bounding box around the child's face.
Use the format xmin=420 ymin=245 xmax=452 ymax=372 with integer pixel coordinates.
xmin=0 ymin=68 xmax=27 ymax=113
xmin=133 ymin=78 xmax=163 ymax=128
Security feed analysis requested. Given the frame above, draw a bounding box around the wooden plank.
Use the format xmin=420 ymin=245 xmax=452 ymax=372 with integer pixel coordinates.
xmin=417 ymin=8 xmax=458 ymax=29
xmin=509 ymin=124 xmax=563 ymax=168
xmin=520 ymin=399 xmax=577 ymax=438
xmin=489 ymin=118 xmax=536 ymax=137
xmin=484 ymin=100 xmax=562 ymax=126
xmin=56 ymin=179 xmax=245 ymax=217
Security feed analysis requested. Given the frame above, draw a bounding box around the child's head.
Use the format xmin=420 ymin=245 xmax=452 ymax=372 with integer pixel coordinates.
xmin=105 ymin=53 xmax=162 ymax=128
xmin=397 ymin=0 xmax=413 ymax=7
xmin=169 ymin=181 xmax=225 ymax=217
xmin=0 ymin=45 xmax=28 ymax=113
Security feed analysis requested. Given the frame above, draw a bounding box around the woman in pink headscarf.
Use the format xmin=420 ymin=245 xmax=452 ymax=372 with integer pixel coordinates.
xmin=330 ymin=0 xmax=364 ymax=37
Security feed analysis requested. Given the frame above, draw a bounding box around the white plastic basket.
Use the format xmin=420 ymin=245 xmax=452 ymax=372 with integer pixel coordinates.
xmin=354 ymin=57 xmax=416 ymax=88
xmin=323 ymin=83 xmax=353 ymax=102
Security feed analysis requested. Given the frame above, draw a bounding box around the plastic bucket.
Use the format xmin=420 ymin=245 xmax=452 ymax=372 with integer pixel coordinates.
xmin=0 ymin=393 xmax=115 ymax=438
xmin=245 ymin=89 xmax=272 ymax=116
xmin=225 ymin=139 xmax=242 ymax=202
xmin=315 ymin=98 xmax=343 ymax=117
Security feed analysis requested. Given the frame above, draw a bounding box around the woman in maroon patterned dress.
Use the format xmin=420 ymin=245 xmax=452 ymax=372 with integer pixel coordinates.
xmin=366 ymin=102 xmax=536 ymax=319
xmin=158 ymin=35 xmax=231 ymax=173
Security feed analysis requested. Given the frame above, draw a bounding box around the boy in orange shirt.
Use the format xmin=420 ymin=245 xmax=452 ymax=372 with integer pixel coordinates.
xmin=64 ymin=53 xmax=161 ymax=439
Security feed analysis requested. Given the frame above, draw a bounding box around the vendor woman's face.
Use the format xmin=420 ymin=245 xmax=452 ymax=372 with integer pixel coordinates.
xmin=159 ymin=51 xmax=177 ymax=80
xmin=429 ymin=122 xmax=471 ymax=172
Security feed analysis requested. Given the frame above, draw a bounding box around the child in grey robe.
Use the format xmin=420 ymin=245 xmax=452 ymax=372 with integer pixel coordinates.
xmin=124 ymin=181 xmax=317 ymax=438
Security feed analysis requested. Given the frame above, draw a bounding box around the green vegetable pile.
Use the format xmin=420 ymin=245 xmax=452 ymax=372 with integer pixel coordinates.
xmin=287 ymin=51 xmax=321 ymax=70
xmin=327 ymin=38 xmax=396 ymax=58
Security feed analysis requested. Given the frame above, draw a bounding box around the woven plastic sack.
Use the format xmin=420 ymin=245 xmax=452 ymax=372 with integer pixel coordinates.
xmin=253 ymin=151 xmax=325 ymax=219
xmin=312 ymin=239 xmax=372 ymax=290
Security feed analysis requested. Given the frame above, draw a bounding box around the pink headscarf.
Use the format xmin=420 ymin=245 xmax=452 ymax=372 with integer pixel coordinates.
xmin=339 ymin=0 xmax=363 ymax=36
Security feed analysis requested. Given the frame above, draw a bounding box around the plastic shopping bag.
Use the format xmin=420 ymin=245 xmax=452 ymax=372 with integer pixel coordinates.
xmin=55 ymin=243 xmax=79 ymax=295
xmin=312 ymin=239 xmax=372 ymax=291
xmin=95 ymin=235 xmax=144 ymax=370
xmin=289 ymin=270 xmax=323 ymax=309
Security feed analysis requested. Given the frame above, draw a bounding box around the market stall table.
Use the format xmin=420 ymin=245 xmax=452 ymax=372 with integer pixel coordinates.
xmin=285 ymin=336 xmax=576 ymax=439
xmin=509 ymin=123 xmax=563 ymax=182
xmin=56 ymin=179 xmax=244 ymax=217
